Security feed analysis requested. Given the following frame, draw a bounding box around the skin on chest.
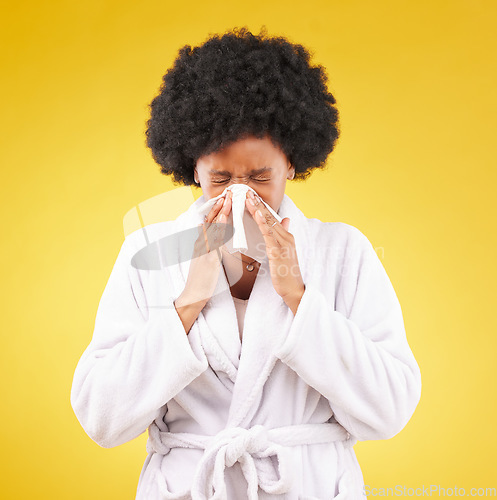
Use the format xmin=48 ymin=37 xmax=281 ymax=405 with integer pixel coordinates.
xmin=221 ymin=252 xmax=261 ymax=300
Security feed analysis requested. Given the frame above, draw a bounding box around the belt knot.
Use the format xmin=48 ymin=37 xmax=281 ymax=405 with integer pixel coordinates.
xmin=208 ymin=425 xmax=269 ymax=468
xmin=146 ymin=421 xmax=356 ymax=499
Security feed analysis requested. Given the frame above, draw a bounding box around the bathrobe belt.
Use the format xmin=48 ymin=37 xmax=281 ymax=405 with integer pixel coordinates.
xmin=146 ymin=421 xmax=356 ymax=500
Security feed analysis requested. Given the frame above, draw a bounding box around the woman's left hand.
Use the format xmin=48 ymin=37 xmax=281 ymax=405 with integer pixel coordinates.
xmin=245 ymin=190 xmax=305 ymax=314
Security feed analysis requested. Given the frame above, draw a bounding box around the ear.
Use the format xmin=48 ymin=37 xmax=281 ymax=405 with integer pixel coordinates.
xmin=287 ymin=164 xmax=295 ymax=180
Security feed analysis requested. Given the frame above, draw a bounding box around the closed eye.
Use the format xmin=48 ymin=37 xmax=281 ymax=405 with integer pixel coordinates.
xmin=212 ymin=178 xmax=270 ymax=184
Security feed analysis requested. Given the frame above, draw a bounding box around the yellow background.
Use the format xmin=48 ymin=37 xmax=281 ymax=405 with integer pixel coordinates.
xmin=1 ymin=0 xmax=496 ymax=497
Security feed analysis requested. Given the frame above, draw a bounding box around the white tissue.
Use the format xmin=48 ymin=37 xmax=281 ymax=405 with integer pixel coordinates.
xmin=196 ymin=184 xmax=283 ymax=262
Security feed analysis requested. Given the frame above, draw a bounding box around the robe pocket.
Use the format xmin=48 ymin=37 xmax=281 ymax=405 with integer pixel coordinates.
xmin=299 ymin=468 xmax=351 ymax=500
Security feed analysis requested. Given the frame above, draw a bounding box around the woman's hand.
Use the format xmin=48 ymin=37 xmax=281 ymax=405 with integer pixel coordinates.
xmin=245 ymin=190 xmax=305 ymax=315
xmin=177 ymin=190 xmax=233 ymax=308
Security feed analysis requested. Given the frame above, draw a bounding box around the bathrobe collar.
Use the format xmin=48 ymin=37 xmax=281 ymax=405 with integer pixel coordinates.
xmin=173 ymin=193 xmax=311 ymax=428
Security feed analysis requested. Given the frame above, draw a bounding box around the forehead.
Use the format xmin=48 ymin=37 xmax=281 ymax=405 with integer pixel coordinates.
xmin=208 ymin=166 xmax=273 ymax=177
xmin=196 ymin=135 xmax=288 ymax=174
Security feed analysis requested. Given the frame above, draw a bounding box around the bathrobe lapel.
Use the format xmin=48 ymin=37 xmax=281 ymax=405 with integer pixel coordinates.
xmin=173 ymin=193 xmax=310 ymax=427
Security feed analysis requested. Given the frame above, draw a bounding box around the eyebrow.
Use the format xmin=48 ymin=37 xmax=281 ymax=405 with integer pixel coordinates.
xmin=209 ymin=167 xmax=273 ymax=176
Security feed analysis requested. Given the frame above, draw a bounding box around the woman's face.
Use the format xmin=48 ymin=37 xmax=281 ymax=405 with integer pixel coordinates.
xmin=194 ymin=135 xmax=294 ymax=213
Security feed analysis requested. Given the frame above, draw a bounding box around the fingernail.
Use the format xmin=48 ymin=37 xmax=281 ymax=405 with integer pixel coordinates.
xmin=216 ymin=198 xmax=223 ymax=205
xmin=248 ymin=198 xmax=255 ymax=206
xmin=256 ymin=209 xmax=263 ymax=218
xmin=219 ymin=214 xmax=226 ymax=223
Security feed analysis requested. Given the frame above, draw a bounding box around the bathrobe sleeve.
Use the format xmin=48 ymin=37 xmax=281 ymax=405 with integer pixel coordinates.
xmin=274 ymin=224 xmax=422 ymax=441
xmin=70 ymin=233 xmax=209 ymax=449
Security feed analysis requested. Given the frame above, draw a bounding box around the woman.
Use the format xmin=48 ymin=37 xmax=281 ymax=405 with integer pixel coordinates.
xmin=71 ymin=27 xmax=421 ymax=499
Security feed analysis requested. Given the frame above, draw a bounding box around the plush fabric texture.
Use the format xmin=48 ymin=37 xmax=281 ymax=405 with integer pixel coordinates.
xmin=70 ymin=192 xmax=422 ymax=499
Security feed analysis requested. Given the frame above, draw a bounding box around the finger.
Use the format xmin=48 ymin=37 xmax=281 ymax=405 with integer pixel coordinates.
xmin=245 ymin=197 xmax=284 ymax=246
xmin=205 ymin=197 xmax=225 ymax=224
xmin=206 ymin=198 xmax=231 ymax=251
xmin=206 ymin=190 xmax=233 ymax=224
xmin=204 ymin=219 xmax=224 ymax=251
xmin=280 ymin=217 xmax=291 ymax=232
xmin=193 ymin=224 xmax=206 ymax=256
xmin=212 ymin=190 xmax=233 ymax=226
xmin=245 ymin=192 xmax=282 ymax=233
xmin=195 ymin=220 xmax=225 ymax=258
xmin=254 ymin=209 xmax=281 ymax=243
xmin=201 ymin=222 xmax=211 ymax=253
xmin=218 ymin=189 xmax=232 ymax=218
xmin=244 ymin=207 xmax=279 ymax=258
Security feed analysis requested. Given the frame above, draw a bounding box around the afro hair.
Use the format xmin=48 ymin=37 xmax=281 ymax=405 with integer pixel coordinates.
xmin=145 ymin=26 xmax=340 ymax=186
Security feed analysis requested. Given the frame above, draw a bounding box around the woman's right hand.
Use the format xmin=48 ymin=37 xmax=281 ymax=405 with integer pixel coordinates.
xmin=176 ymin=190 xmax=233 ymax=308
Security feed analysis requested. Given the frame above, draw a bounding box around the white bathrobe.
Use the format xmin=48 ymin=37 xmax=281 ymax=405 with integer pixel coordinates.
xmin=70 ymin=192 xmax=422 ymax=499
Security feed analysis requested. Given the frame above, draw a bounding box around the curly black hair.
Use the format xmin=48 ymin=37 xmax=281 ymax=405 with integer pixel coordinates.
xmin=145 ymin=26 xmax=340 ymax=186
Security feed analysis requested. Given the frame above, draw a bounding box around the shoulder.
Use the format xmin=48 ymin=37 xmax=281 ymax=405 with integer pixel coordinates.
xmin=122 ymin=220 xmax=179 ymax=251
xmin=289 ymin=217 xmax=375 ymax=278
xmin=282 ymin=195 xmax=372 ymax=252
xmin=105 ymin=221 xmax=180 ymax=274
xmin=306 ymin=218 xmax=373 ymax=250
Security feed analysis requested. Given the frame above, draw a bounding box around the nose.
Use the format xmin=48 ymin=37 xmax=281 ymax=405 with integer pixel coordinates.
xmin=224 ymin=183 xmax=259 ymax=202
xmin=228 ymin=179 xmax=250 ymax=186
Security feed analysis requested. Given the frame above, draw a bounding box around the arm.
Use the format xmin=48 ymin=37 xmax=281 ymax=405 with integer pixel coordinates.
xmin=274 ymin=226 xmax=421 ymax=441
xmin=174 ymin=293 xmax=208 ymax=335
xmin=70 ymin=235 xmax=209 ymax=449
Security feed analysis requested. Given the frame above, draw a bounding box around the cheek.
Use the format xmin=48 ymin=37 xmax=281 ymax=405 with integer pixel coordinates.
xmin=255 ymin=183 xmax=283 ymax=210
xmin=251 ymin=184 xmax=270 ymax=200
xmin=204 ymin=186 xmax=225 ymax=200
